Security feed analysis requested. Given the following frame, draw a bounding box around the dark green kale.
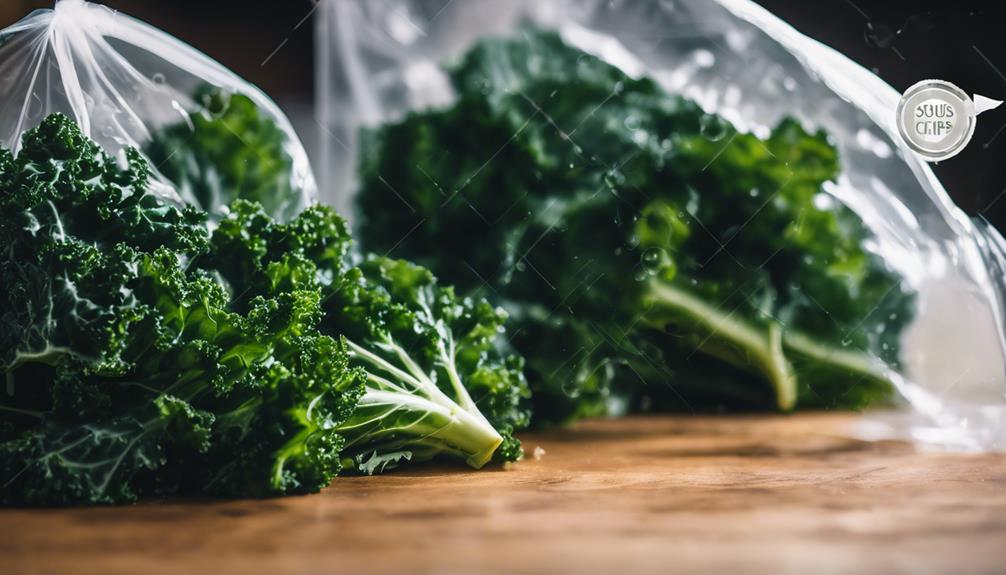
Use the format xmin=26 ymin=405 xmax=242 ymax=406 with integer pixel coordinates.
xmin=0 ymin=115 xmax=363 ymax=505
xmin=202 ymin=200 xmax=530 ymax=471
xmin=144 ymin=86 xmax=308 ymax=221
xmin=356 ymin=31 xmax=914 ymax=423
xmin=2 ymin=111 xmax=530 ymax=506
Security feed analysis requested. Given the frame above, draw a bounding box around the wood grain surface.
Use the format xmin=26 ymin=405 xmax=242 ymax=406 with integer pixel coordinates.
xmin=1 ymin=413 xmax=1004 ymax=575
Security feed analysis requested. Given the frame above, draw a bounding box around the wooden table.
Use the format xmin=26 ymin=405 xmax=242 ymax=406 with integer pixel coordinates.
xmin=2 ymin=413 xmax=1004 ymax=575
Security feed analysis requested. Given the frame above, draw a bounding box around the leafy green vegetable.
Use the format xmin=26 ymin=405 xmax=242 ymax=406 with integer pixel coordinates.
xmin=1 ymin=114 xmax=525 ymax=506
xmin=356 ymin=31 xmax=913 ymax=423
xmin=145 ymin=86 xmax=307 ymax=221
xmin=0 ymin=114 xmax=362 ymax=505
xmin=203 ymin=200 xmax=530 ymax=472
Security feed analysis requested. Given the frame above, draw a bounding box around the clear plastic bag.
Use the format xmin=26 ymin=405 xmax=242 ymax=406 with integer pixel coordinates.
xmin=0 ymin=0 xmax=315 ymax=221
xmin=317 ymin=0 xmax=1006 ymax=449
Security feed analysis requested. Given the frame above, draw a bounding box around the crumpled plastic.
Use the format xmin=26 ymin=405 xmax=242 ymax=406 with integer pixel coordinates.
xmin=0 ymin=0 xmax=315 ymax=221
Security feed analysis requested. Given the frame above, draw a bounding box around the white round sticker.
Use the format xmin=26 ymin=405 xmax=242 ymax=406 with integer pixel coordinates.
xmin=896 ymin=80 xmax=975 ymax=162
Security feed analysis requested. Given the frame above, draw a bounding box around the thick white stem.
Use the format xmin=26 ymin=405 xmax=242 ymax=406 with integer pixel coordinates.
xmin=356 ymin=389 xmax=503 ymax=469
xmin=343 ymin=337 xmax=504 ymax=468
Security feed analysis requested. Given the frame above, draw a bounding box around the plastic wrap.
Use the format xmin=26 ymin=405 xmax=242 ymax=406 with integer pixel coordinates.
xmin=0 ymin=0 xmax=315 ymax=221
xmin=317 ymin=0 xmax=1006 ymax=449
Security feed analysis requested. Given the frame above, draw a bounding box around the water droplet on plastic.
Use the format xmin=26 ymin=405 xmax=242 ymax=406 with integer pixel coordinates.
xmin=151 ymin=73 xmax=166 ymax=85
xmin=605 ymin=168 xmax=626 ymax=187
xmin=692 ymin=49 xmax=715 ymax=68
xmin=196 ymin=88 xmax=230 ymax=118
xmin=561 ymin=378 xmax=582 ymax=398
xmin=663 ymin=321 xmax=681 ymax=335
xmin=700 ymin=114 xmax=728 ymax=141
xmin=515 ymin=261 xmax=527 ymax=272
xmin=641 ymin=247 xmax=664 ymax=273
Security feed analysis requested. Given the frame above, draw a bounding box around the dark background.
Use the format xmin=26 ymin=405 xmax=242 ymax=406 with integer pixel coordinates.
xmin=3 ymin=0 xmax=1005 ymax=229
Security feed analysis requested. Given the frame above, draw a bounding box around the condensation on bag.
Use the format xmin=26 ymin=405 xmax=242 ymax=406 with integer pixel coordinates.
xmin=317 ymin=0 xmax=1006 ymax=449
xmin=0 ymin=0 xmax=315 ymax=221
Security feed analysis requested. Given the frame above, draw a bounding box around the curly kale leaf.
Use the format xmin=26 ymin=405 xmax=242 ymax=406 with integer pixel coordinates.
xmin=204 ymin=201 xmax=531 ymax=470
xmin=356 ymin=30 xmax=914 ymax=422
xmin=145 ymin=87 xmax=307 ymax=221
xmin=0 ymin=115 xmax=207 ymax=378
xmin=1 ymin=115 xmax=362 ymax=506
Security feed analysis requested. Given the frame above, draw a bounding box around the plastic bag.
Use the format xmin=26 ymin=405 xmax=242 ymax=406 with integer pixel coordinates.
xmin=317 ymin=0 xmax=1006 ymax=449
xmin=0 ymin=0 xmax=315 ymax=222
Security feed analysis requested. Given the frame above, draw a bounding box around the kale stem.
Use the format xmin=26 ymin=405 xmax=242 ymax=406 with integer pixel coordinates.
xmin=346 ymin=389 xmax=502 ymax=469
xmin=782 ymin=331 xmax=889 ymax=384
xmin=647 ymin=281 xmax=797 ymax=410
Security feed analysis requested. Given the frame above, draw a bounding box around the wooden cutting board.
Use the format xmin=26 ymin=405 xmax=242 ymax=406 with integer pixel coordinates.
xmin=2 ymin=413 xmax=1004 ymax=575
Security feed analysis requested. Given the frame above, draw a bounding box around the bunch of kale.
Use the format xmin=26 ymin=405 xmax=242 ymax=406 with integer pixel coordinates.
xmin=0 ymin=105 xmax=528 ymax=506
xmin=356 ymin=31 xmax=913 ymax=423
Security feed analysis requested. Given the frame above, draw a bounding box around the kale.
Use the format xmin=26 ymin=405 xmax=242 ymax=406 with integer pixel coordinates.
xmin=144 ymin=86 xmax=308 ymax=221
xmin=203 ymin=200 xmax=530 ymax=472
xmin=0 ymin=115 xmax=362 ymax=505
xmin=0 ymin=114 xmax=526 ymax=506
xmin=356 ymin=31 xmax=914 ymax=423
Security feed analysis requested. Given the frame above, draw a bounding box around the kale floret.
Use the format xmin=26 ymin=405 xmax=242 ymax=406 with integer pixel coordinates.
xmin=356 ymin=31 xmax=914 ymax=423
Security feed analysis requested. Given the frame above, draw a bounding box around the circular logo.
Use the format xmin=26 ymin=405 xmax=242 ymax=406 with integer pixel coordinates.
xmin=896 ymin=80 xmax=976 ymax=162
